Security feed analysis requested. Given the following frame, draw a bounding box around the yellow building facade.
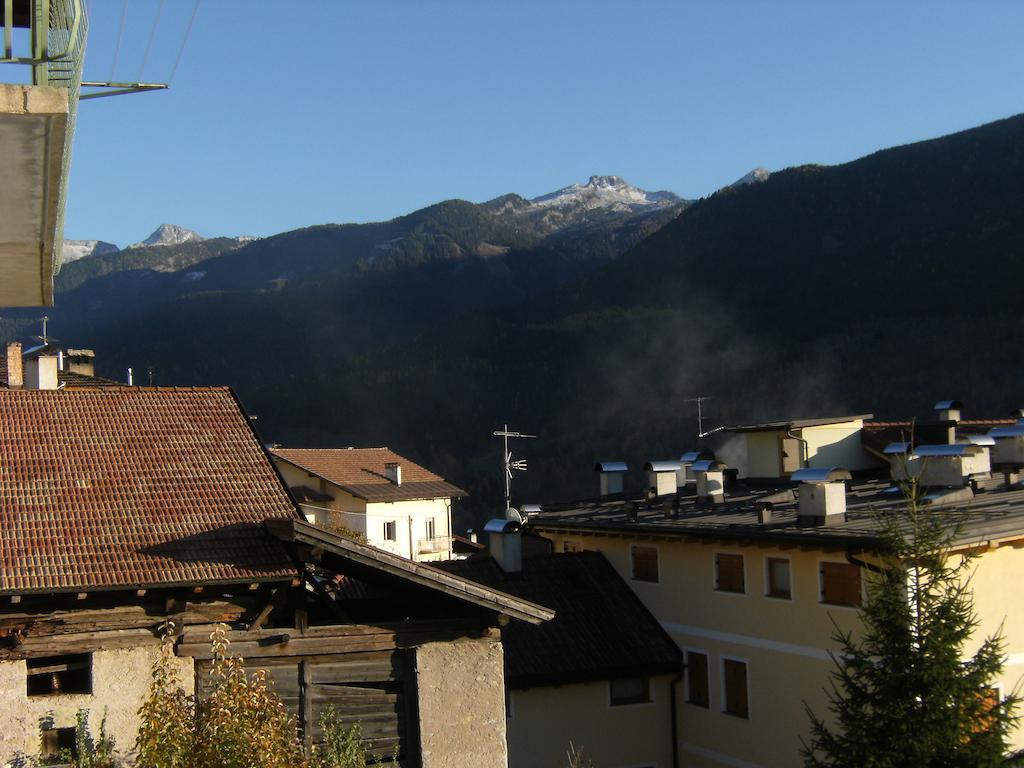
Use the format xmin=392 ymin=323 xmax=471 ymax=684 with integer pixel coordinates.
xmin=533 ymin=480 xmax=1024 ymax=768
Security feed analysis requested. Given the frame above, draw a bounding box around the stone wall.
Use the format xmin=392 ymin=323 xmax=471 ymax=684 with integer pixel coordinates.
xmin=415 ymin=637 xmax=508 ymax=768
xmin=0 ymin=645 xmax=194 ymax=767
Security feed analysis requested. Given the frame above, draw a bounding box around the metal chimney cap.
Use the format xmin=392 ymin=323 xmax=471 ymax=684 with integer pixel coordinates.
xmin=484 ymin=518 xmax=520 ymax=534
xmin=644 ymin=460 xmax=681 ymax=473
xmin=962 ymin=434 xmax=996 ymax=446
xmin=914 ymin=443 xmax=983 ymax=457
xmin=990 ymin=425 xmax=1024 ymax=438
xmin=884 ymin=442 xmax=913 ymax=454
xmin=595 ymin=461 xmax=628 ymax=473
xmin=934 ymin=399 xmax=964 ymax=411
xmin=680 ymin=450 xmax=713 ymax=463
xmin=691 ymin=459 xmax=726 ymax=473
xmin=791 ymin=467 xmax=851 ymax=484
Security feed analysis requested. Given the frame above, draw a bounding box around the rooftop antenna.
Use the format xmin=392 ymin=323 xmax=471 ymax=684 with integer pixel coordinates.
xmin=493 ymin=424 xmax=536 ymax=512
xmin=685 ymin=395 xmax=725 ymax=439
xmin=37 ymin=315 xmax=49 ymax=345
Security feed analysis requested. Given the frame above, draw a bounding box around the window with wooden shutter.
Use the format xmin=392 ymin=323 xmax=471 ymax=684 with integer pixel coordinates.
xmin=766 ymin=557 xmax=792 ymax=599
xmin=383 ymin=520 xmax=397 ymax=542
xmin=40 ymin=727 xmax=77 ymax=759
xmin=716 ymin=553 xmax=745 ymax=593
xmin=722 ymin=659 xmax=749 ymax=719
xmin=631 ymin=545 xmax=659 ymax=582
xmin=686 ymin=651 xmax=709 ymax=708
xmin=820 ymin=562 xmax=862 ymax=606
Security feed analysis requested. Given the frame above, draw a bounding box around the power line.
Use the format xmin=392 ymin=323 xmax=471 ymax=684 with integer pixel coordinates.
xmin=108 ymin=0 xmax=129 ymax=82
xmin=168 ymin=0 xmax=202 ymax=85
xmin=138 ymin=0 xmax=166 ymax=82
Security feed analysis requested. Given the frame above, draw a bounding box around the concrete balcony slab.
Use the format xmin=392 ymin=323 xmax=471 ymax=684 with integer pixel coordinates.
xmin=0 ymin=83 xmax=68 ymax=307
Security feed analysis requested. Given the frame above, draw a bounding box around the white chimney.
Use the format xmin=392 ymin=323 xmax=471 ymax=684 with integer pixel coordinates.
xmin=793 ymin=467 xmax=851 ymax=526
xmin=5 ymin=342 xmax=22 ymax=389
xmin=990 ymin=424 xmax=1024 ymax=470
xmin=679 ymin=450 xmax=713 ymax=490
xmin=485 ymin=517 xmax=522 ymax=574
xmin=23 ymin=348 xmax=58 ymax=390
xmin=644 ymin=461 xmax=680 ymax=497
xmin=595 ymin=461 xmax=627 ymax=497
xmin=934 ymin=400 xmax=962 ymax=444
xmin=692 ymin=460 xmax=727 ymax=503
xmin=913 ymin=444 xmax=990 ymax=487
xmin=384 ymin=461 xmax=402 ymax=485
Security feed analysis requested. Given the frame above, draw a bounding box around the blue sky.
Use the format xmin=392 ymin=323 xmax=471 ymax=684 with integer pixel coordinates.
xmin=67 ymin=1 xmax=1024 ymax=246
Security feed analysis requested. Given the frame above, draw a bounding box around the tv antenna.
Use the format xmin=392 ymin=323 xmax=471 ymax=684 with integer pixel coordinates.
xmin=493 ymin=424 xmax=536 ymax=511
xmin=685 ymin=396 xmax=724 ymax=439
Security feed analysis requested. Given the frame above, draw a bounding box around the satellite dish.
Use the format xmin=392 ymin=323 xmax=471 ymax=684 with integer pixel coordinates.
xmin=505 ymin=507 xmax=523 ymax=524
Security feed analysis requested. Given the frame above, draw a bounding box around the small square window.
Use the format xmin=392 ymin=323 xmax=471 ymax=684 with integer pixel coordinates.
xmin=722 ymin=659 xmax=749 ymax=719
xmin=715 ymin=553 xmax=745 ymax=593
xmin=766 ymin=557 xmax=792 ymax=599
xmin=686 ymin=651 xmax=709 ymax=708
xmin=40 ymin=727 xmax=77 ymax=760
xmin=383 ymin=521 xmax=397 ymax=542
xmin=26 ymin=654 xmax=92 ymax=696
xmin=610 ymin=676 xmax=651 ymax=706
xmin=631 ymin=545 xmax=659 ymax=582
xmin=820 ymin=562 xmax=861 ymax=606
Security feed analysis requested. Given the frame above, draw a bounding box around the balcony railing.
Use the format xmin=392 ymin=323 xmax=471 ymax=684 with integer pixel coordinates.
xmin=417 ymin=536 xmax=452 ymax=555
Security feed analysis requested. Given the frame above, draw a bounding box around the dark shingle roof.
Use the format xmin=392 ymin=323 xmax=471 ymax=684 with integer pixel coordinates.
xmin=437 ymin=551 xmax=682 ymax=688
xmin=272 ymin=447 xmax=467 ymax=502
xmin=529 ymin=476 xmax=1024 ymax=550
xmin=0 ymin=387 xmax=299 ymax=594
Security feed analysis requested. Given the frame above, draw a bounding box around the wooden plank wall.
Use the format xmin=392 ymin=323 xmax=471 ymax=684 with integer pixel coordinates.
xmin=195 ymin=649 xmax=417 ymax=764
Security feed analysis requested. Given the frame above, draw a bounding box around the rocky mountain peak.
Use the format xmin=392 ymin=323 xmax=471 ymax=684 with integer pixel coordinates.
xmin=130 ymin=224 xmax=205 ymax=249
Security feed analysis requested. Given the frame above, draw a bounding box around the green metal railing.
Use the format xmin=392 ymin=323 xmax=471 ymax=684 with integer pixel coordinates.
xmin=1 ymin=0 xmax=88 ymax=280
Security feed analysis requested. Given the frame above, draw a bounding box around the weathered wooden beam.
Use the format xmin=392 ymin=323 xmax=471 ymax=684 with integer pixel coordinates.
xmin=243 ymin=589 xmax=282 ymax=632
xmin=300 ymin=660 xmax=313 ymax=755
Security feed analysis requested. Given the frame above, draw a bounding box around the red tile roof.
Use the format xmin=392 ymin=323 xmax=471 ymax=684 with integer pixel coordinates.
xmin=272 ymin=448 xmax=467 ymax=503
xmin=0 ymin=387 xmax=300 ymax=595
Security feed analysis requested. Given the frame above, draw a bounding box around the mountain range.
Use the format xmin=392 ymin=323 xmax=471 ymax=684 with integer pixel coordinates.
xmin=5 ymin=114 xmax=1024 ymax=526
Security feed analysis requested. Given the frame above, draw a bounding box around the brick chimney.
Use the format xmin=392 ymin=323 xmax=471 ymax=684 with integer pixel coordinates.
xmin=5 ymin=342 xmax=22 ymax=388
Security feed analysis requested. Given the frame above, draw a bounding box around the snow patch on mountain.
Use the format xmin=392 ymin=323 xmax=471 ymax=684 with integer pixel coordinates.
xmin=730 ymin=168 xmax=771 ymax=187
xmin=129 ymin=224 xmax=206 ymax=249
xmin=61 ymin=239 xmax=119 ymax=265
xmin=530 ymin=175 xmax=682 ymax=211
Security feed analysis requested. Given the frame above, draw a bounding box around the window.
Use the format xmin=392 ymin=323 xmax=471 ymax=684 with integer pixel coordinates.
xmin=609 ymin=676 xmax=651 ymax=706
xmin=766 ymin=557 xmax=792 ymax=599
xmin=383 ymin=520 xmax=397 ymax=542
xmin=563 ymin=540 xmax=582 ymax=553
xmin=631 ymin=545 xmax=659 ymax=582
xmin=820 ymin=561 xmax=862 ymax=606
xmin=715 ymin=553 xmax=745 ymax=593
xmin=40 ymin=727 xmax=77 ymax=760
xmin=722 ymin=658 xmax=749 ymax=719
xmin=26 ymin=654 xmax=92 ymax=696
xmin=686 ymin=651 xmax=709 ymax=708
xmin=425 ymin=518 xmax=436 ymax=541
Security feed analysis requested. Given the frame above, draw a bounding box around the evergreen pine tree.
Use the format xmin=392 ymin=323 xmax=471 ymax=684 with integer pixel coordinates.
xmin=802 ymin=487 xmax=1018 ymax=767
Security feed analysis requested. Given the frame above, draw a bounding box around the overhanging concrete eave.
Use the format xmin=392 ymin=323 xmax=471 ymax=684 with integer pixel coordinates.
xmin=0 ymin=84 xmax=69 ymax=307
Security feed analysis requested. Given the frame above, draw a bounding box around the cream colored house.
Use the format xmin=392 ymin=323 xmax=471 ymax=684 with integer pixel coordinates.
xmin=271 ymin=447 xmax=467 ymax=562
xmin=439 ymin=549 xmax=683 ymax=768
xmin=711 ymin=414 xmax=877 ymax=480
xmin=530 ymin=417 xmax=1024 ymax=768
